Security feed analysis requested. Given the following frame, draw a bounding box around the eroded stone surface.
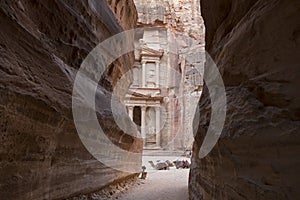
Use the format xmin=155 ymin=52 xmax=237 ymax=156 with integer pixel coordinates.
xmin=189 ymin=0 xmax=300 ymax=199
xmin=0 ymin=1 xmax=142 ymax=199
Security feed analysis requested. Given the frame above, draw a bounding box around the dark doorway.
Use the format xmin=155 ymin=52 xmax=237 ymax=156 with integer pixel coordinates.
xmin=133 ymin=106 xmax=141 ymax=128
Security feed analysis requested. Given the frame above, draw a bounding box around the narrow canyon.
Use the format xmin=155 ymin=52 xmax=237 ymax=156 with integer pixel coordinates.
xmin=0 ymin=0 xmax=299 ymax=200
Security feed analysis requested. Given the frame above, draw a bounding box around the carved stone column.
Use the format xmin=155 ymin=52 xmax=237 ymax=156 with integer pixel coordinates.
xmin=141 ymin=106 xmax=146 ymax=140
xmin=128 ymin=106 xmax=134 ymax=120
xmin=142 ymin=61 xmax=146 ymax=87
xmin=155 ymin=61 xmax=160 ymax=88
xmin=155 ymin=106 xmax=161 ymax=148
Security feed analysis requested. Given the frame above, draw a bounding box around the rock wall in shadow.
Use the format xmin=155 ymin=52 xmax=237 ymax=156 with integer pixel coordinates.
xmin=0 ymin=0 xmax=142 ymax=199
xmin=189 ymin=0 xmax=300 ymax=199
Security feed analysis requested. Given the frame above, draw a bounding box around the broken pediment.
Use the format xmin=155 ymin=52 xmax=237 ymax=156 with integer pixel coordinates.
xmin=140 ymin=46 xmax=164 ymax=58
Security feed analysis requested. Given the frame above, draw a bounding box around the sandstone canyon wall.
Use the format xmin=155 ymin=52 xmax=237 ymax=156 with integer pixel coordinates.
xmin=189 ymin=0 xmax=300 ymax=199
xmin=0 ymin=0 xmax=142 ymax=199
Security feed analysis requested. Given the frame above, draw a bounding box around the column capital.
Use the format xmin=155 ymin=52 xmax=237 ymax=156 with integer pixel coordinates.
xmin=141 ymin=106 xmax=147 ymax=111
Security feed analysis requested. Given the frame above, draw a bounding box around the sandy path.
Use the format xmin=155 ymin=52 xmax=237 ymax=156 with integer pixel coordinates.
xmin=117 ymin=156 xmax=190 ymax=200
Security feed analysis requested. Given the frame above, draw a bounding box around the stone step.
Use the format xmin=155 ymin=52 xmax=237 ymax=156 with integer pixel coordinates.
xmin=142 ymin=149 xmax=187 ymax=157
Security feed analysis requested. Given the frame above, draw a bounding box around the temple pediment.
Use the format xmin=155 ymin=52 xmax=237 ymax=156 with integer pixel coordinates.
xmin=126 ymin=89 xmax=163 ymax=101
xmin=128 ymin=91 xmax=151 ymax=98
xmin=140 ymin=46 xmax=164 ymax=58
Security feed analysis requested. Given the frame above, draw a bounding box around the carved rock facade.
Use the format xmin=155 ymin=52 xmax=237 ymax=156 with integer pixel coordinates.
xmin=125 ymin=0 xmax=205 ymax=150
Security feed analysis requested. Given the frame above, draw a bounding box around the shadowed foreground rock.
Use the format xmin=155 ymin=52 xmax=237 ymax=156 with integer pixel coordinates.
xmin=0 ymin=0 xmax=142 ymax=199
xmin=189 ymin=0 xmax=300 ymax=199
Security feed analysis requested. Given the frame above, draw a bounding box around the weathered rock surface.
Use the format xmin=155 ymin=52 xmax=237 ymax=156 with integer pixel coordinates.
xmin=135 ymin=0 xmax=204 ymax=43
xmin=0 ymin=0 xmax=142 ymax=200
xmin=190 ymin=0 xmax=300 ymax=199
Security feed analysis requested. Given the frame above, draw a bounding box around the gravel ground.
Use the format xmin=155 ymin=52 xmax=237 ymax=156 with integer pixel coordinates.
xmin=67 ymin=155 xmax=191 ymax=200
xmin=115 ymin=155 xmax=190 ymax=200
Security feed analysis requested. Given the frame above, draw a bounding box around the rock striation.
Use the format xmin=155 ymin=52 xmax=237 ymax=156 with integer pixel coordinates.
xmin=0 ymin=0 xmax=142 ymax=199
xmin=189 ymin=0 xmax=300 ymax=199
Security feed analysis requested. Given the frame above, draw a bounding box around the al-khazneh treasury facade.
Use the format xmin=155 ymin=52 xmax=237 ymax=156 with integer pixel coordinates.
xmin=124 ymin=0 xmax=205 ymax=150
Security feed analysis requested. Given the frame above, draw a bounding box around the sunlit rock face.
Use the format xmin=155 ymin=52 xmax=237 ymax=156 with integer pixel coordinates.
xmin=189 ymin=0 xmax=300 ymax=199
xmin=0 ymin=0 xmax=142 ymax=199
xmin=135 ymin=0 xmax=204 ymax=42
